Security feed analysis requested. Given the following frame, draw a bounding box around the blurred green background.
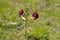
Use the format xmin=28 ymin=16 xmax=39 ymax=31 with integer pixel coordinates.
xmin=0 ymin=0 xmax=60 ymax=40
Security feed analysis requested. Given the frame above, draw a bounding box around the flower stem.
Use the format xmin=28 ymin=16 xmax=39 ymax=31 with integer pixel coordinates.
xmin=25 ymin=20 xmax=28 ymax=40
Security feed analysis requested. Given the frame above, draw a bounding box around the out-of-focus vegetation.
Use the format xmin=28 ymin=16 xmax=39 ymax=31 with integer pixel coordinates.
xmin=0 ymin=0 xmax=60 ymax=40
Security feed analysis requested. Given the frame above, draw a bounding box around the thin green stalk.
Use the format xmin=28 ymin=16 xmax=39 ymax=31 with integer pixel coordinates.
xmin=25 ymin=20 xmax=28 ymax=40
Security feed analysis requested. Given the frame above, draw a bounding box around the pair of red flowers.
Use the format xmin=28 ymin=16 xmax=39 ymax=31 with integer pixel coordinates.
xmin=19 ymin=9 xmax=39 ymax=20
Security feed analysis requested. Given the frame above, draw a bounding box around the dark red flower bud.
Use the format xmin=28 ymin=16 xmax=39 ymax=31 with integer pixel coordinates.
xmin=32 ymin=12 xmax=39 ymax=20
xmin=19 ymin=9 xmax=24 ymax=17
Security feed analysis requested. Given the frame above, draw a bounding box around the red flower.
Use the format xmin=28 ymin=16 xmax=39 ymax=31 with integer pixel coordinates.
xmin=19 ymin=9 xmax=24 ymax=17
xmin=32 ymin=12 xmax=39 ymax=20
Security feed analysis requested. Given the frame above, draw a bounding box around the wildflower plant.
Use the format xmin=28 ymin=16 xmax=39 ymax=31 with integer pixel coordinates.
xmin=19 ymin=9 xmax=39 ymax=39
xmin=18 ymin=9 xmax=49 ymax=40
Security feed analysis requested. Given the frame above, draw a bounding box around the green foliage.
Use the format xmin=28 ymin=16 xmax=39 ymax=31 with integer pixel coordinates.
xmin=0 ymin=0 xmax=60 ymax=40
